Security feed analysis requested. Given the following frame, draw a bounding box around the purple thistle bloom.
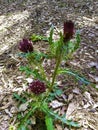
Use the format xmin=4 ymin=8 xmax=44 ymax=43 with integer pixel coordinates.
xmin=29 ymin=80 xmax=46 ymax=94
xmin=19 ymin=39 xmax=33 ymax=53
xmin=63 ymin=20 xmax=74 ymax=42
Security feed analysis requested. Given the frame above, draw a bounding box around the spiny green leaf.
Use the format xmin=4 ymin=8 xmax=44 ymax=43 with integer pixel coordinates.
xmin=47 ymin=110 xmax=79 ymax=127
xmin=47 ymin=88 xmax=63 ymax=101
xmin=58 ymin=69 xmax=90 ymax=85
xmin=19 ymin=66 xmax=33 ymax=76
xmin=74 ymin=31 xmax=81 ymax=50
xmin=13 ymin=93 xmax=27 ymax=103
xmin=18 ymin=106 xmax=37 ymax=129
xmin=31 ymin=34 xmax=48 ymax=42
xmin=17 ymin=125 xmax=29 ymax=130
xmin=26 ymin=51 xmax=48 ymax=62
xmin=50 ymin=41 xmax=58 ymax=56
xmin=19 ymin=66 xmax=43 ymax=80
xmin=49 ymin=25 xmax=54 ymax=45
xmin=18 ymin=53 xmax=27 ymax=58
xmin=17 ymin=113 xmax=23 ymax=120
xmin=41 ymin=103 xmax=80 ymax=128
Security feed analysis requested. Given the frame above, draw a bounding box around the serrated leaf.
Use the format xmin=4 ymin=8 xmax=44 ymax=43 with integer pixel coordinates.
xmin=55 ymin=89 xmax=63 ymax=96
xmin=31 ymin=34 xmax=48 ymax=42
xmin=47 ymin=88 xmax=63 ymax=102
xmin=48 ymin=111 xmax=79 ymax=127
xmin=41 ymin=103 xmax=80 ymax=128
xmin=74 ymin=31 xmax=80 ymax=50
xmin=13 ymin=93 xmax=27 ymax=103
xmin=17 ymin=113 xmax=23 ymax=120
xmin=49 ymin=25 xmax=54 ymax=45
xmin=19 ymin=66 xmax=43 ymax=80
xmin=50 ymin=41 xmax=58 ymax=56
xmin=58 ymin=69 xmax=90 ymax=85
xmin=17 ymin=125 xmax=29 ymax=130
xmin=26 ymin=51 xmax=48 ymax=62
xmin=19 ymin=66 xmax=33 ymax=76
xmin=18 ymin=53 xmax=27 ymax=58
xmin=18 ymin=106 xmax=37 ymax=129
xmin=45 ymin=116 xmax=54 ymax=130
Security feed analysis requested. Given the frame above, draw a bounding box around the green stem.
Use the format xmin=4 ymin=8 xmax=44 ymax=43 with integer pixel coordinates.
xmin=50 ymin=53 xmax=62 ymax=91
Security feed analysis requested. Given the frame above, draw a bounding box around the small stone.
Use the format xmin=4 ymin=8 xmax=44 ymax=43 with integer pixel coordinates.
xmin=72 ymin=88 xmax=80 ymax=94
xmin=26 ymin=78 xmax=33 ymax=83
xmin=10 ymin=107 xmax=17 ymax=113
xmin=68 ymin=93 xmax=73 ymax=101
xmin=88 ymin=33 xmax=95 ymax=37
xmin=95 ymin=26 xmax=98 ymax=30
xmin=50 ymin=100 xmax=63 ymax=108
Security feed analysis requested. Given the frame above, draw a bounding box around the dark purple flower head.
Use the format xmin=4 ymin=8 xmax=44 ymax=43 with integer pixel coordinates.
xmin=29 ymin=80 xmax=46 ymax=95
xmin=63 ymin=20 xmax=74 ymax=42
xmin=19 ymin=39 xmax=33 ymax=53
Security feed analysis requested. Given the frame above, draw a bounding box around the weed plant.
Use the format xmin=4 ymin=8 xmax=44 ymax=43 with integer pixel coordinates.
xmin=9 ymin=21 xmax=90 ymax=130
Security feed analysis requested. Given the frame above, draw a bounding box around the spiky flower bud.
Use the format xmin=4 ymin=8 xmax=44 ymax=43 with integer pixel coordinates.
xmin=19 ymin=39 xmax=33 ymax=53
xmin=63 ymin=20 xmax=74 ymax=42
xmin=29 ymin=80 xmax=46 ymax=94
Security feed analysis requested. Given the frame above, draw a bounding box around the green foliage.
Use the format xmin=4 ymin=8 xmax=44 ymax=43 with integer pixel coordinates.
xmin=31 ymin=34 xmax=48 ymax=42
xmin=19 ymin=66 xmax=43 ymax=80
xmin=13 ymin=22 xmax=93 ymax=130
xmin=48 ymin=25 xmax=54 ymax=45
xmin=26 ymin=51 xmax=48 ymax=62
xmin=19 ymin=66 xmax=33 ymax=76
xmin=47 ymin=87 xmax=63 ymax=101
xmin=58 ymin=68 xmax=90 ymax=85
xmin=45 ymin=115 xmax=54 ymax=130
xmin=13 ymin=93 xmax=27 ymax=103
xmin=74 ymin=31 xmax=81 ymax=50
xmin=17 ymin=125 xmax=29 ymax=130
xmin=9 ymin=126 xmax=15 ymax=130
xmin=17 ymin=106 xmax=37 ymax=130
xmin=41 ymin=103 xmax=80 ymax=128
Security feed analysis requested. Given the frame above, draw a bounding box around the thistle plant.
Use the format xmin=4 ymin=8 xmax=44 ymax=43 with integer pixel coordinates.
xmin=11 ymin=21 xmax=91 ymax=130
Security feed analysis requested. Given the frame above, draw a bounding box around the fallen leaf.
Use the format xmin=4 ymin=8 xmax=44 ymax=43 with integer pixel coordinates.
xmin=87 ymin=62 xmax=98 ymax=69
xmin=55 ymin=124 xmax=63 ymax=130
xmin=30 ymin=116 xmax=36 ymax=125
xmin=83 ymin=91 xmax=94 ymax=105
xmin=88 ymin=74 xmax=98 ymax=83
xmin=72 ymin=88 xmax=80 ymax=94
xmin=26 ymin=78 xmax=33 ymax=83
xmin=68 ymin=93 xmax=73 ymax=101
xmin=83 ymin=102 xmax=91 ymax=109
xmin=66 ymin=102 xmax=78 ymax=119
xmin=19 ymin=102 xmax=29 ymax=112
xmin=96 ymin=84 xmax=98 ymax=88
xmin=64 ymin=128 xmax=69 ymax=130
xmin=5 ymin=109 xmax=13 ymax=117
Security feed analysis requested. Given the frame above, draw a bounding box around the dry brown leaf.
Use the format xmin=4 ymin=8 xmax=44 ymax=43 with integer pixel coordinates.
xmin=18 ymin=102 xmax=29 ymax=112
xmin=68 ymin=93 xmax=73 ymax=101
xmin=72 ymin=87 xmax=80 ymax=94
xmin=88 ymin=74 xmax=98 ymax=83
xmin=87 ymin=62 xmax=98 ymax=69
xmin=55 ymin=124 xmax=63 ymax=130
xmin=83 ymin=102 xmax=91 ymax=109
xmin=66 ymin=101 xmax=78 ymax=119
xmin=64 ymin=128 xmax=69 ymax=130
xmin=5 ymin=109 xmax=13 ymax=117
xmin=83 ymin=91 xmax=94 ymax=105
